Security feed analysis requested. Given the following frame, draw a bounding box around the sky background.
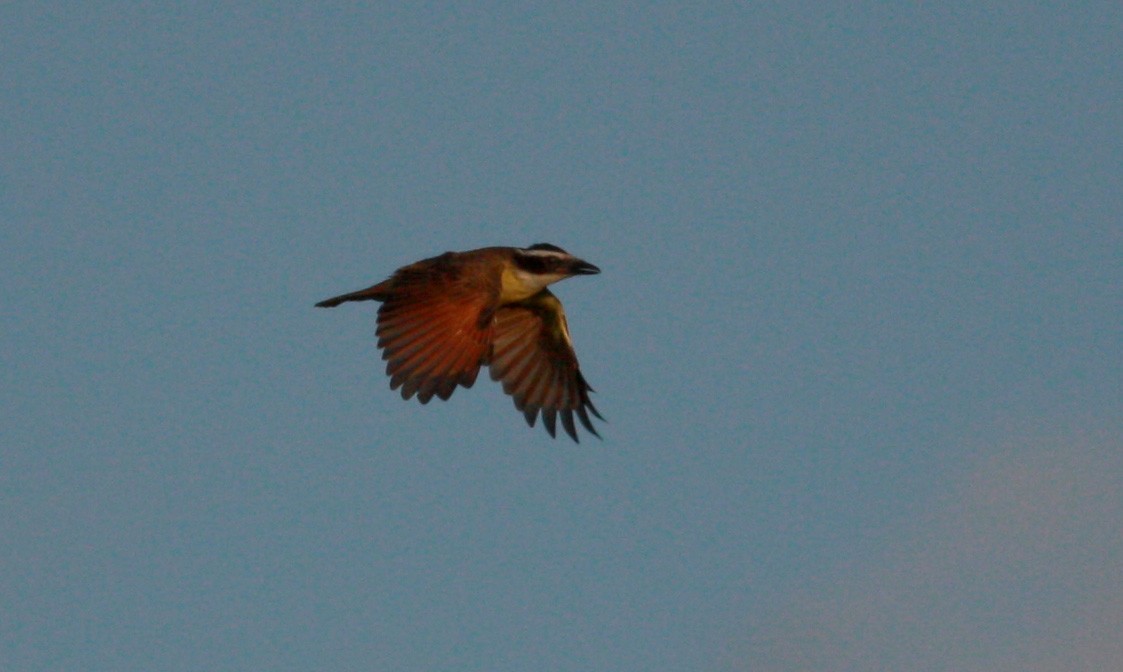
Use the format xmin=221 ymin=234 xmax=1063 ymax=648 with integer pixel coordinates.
xmin=3 ymin=3 xmax=1121 ymax=671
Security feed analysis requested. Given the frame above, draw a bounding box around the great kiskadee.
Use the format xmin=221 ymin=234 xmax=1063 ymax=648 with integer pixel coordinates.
xmin=316 ymin=244 xmax=603 ymax=442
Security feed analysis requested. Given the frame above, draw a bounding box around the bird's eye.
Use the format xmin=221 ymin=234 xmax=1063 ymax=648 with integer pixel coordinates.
xmin=519 ymin=256 xmax=548 ymax=273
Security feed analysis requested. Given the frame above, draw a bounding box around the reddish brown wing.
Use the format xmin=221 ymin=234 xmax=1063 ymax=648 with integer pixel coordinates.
xmin=488 ymin=290 xmax=602 ymax=442
xmin=375 ymin=260 xmax=497 ymax=404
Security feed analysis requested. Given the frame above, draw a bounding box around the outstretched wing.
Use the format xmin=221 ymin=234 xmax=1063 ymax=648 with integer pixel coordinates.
xmin=488 ymin=290 xmax=602 ymax=442
xmin=375 ymin=258 xmax=497 ymax=404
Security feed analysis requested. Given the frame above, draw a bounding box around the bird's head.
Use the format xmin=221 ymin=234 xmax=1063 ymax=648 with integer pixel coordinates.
xmin=517 ymin=243 xmax=600 ymax=276
xmin=500 ymin=243 xmax=600 ymax=301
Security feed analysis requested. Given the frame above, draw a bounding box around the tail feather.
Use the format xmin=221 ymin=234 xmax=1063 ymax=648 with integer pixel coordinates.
xmin=315 ymin=283 xmax=390 ymax=307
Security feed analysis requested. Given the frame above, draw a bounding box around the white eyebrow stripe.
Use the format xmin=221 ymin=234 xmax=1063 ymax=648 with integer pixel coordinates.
xmin=518 ymin=248 xmax=569 ymax=259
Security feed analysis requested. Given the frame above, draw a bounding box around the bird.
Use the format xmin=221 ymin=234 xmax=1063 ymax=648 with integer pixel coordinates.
xmin=316 ymin=243 xmax=603 ymax=442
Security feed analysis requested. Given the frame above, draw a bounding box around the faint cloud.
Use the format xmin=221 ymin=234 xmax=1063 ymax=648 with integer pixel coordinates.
xmin=732 ymin=421 xmax=1123 ymax=671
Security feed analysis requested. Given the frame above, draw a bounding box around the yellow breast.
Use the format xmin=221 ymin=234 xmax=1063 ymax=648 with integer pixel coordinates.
xmin=499 ymin=266 xmax=566 ymax=303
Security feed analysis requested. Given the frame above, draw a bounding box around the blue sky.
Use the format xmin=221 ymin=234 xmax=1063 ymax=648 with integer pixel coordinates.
xmin=3 ymin=3 xmax=1121 ymax=670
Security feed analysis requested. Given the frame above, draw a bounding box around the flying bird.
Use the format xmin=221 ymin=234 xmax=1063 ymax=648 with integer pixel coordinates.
xmin=316 ymin=244 xmax=603 ymax=442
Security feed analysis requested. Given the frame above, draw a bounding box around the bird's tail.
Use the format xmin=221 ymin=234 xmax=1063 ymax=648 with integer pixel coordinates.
xmin=314 ymin=282 xmax=390 ymax=308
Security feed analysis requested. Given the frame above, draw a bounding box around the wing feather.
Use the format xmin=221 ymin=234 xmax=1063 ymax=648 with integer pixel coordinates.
xmin=372 ymin=259 xmax=495 ymax=403
xmin=488 ymin=290 xmax=602 ymax=442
